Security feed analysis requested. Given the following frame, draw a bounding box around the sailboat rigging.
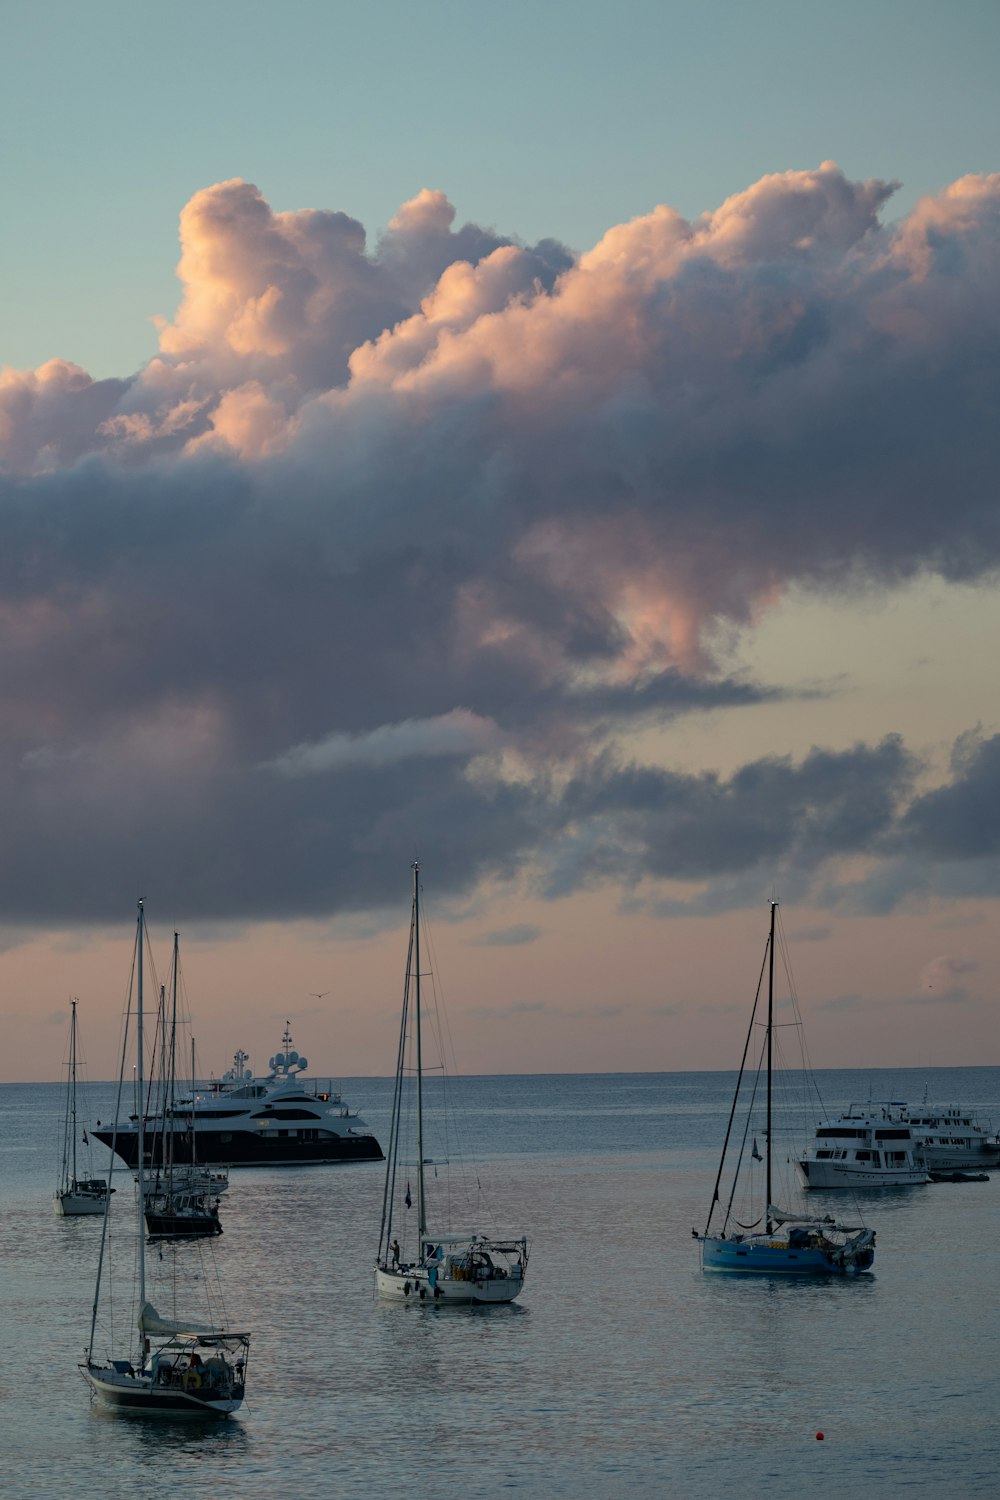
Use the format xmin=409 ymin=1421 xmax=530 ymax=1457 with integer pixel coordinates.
xmin=81 ymin=901 xmax=250 ymax=1415
xmin=694 ymin=901 xmax=876 ymax=1277
xmin=374 ymin=863 xmax=528 ymax=1305
xmin=142 ymin=934 xmax=226 ymax=1238
xmin=54 ymin=999 xmax=112 ymax=1217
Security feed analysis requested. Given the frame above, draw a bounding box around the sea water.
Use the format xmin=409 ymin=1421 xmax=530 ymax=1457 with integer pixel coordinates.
xmin=2 ymin=1067 xmax=999 ymax=1499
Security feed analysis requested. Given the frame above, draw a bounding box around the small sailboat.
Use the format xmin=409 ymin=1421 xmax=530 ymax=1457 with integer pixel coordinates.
xmin=142 ymin=935 xmax=225 ymax=1239
xmin=694 ymin=902 xmax=876 ymax=1277
xmin=54 ymin=999 xmax=113 ymax=1216
xmin=374 ymin=863 xmax=528 ymax=1305
xmin=81 ymin=901 xmax=250 ymax=1416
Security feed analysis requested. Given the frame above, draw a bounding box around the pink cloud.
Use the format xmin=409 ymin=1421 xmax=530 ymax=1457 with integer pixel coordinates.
xmin=187 ymin=381 xmax=297 ymax=459
xmin=2 ymin=163 xmax=998 ymax=690
xmin=0 ymin=359 xmax=126 ymax=474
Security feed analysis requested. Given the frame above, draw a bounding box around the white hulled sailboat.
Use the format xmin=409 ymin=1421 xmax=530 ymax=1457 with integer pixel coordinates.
xmin=374 ymin=863 xmax=528 ymax=1305
xmin=81 ymin=901 xmax=250 ymax=1416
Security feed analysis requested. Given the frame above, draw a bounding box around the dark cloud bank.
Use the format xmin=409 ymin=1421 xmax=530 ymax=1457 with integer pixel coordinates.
xmin=1 ymin=165 xmax=999 ymax=924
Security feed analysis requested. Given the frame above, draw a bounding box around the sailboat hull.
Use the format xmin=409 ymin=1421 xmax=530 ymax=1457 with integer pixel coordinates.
xmin=54 ymin=1187 xmax=109 ymax=1216
xmin=144 ymin=1210 xmax=223 ymax=1237
xmin=699 ymin=1235 xmax=874 ymax=1276
xmin=375 ymin=1264 xmax=524 ymax=1305
xmin=81 ymin=1364 xmax=242 ymax=1417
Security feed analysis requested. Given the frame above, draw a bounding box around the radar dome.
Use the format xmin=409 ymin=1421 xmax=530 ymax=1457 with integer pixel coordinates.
xmin=297 ymin=1057 xmax=308 ymax=1071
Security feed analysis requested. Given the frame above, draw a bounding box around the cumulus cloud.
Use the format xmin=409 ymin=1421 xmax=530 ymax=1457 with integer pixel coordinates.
xmin=1 ymin=164 xmax=999 ymax=921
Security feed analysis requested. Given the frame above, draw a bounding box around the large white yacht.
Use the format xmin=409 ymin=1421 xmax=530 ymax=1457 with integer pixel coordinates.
xmin=886 ymin=1102 xmax=999 ymax=1173
xmin=795 ymin=1107 xmax=931 ymax=1189
xmin=94 ymin=1024 xmax=383 ymax=1168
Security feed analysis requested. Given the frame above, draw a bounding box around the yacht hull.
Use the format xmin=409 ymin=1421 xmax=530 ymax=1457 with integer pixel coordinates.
xmin=796 ymin=1160 xmax=930 ymax=1189
xmin=93 ymin=1126 xmax=383 ymax=1168
xmin=921 ymin=1145 xmax=1000 ymax=1171
xmin=374 ymin=1265 xmax=524 ymax=1305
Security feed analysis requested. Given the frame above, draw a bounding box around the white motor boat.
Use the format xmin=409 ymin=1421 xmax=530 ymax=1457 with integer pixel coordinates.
xmin=887 ymin=1101 xmax=999 ymax=1173
xmin=796 ymin=1108 xmax=931 ymax=1188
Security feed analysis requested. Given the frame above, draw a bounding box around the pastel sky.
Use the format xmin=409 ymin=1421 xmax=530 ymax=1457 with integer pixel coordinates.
xmin=2 ymin=1 xmax=1000 ymax=1082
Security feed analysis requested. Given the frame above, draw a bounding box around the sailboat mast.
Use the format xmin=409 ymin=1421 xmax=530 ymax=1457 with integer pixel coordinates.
xmin=413 ymin=861 xmax=426 ymax=1242
xmin=136 ymin=899 xmax=146 ymax=1315
xmin=191 ymin=1034 xmax=197 ymax=1168
xmin=70 ymin=998 xmax=78 ymax=1187
xmin=169 ymin=932 xmax=179 ymax=1177
xmin=766 ymin=900 xmax=777 ymax=1233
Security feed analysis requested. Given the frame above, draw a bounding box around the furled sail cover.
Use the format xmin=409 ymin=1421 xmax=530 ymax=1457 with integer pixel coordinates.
xmin=138 ymin=1300 xmax=244 ymax=1338
xmin=767 ymin=1205 xmax=865 ymax=1232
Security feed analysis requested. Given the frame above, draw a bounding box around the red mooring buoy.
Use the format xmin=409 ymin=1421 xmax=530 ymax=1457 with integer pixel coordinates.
xmin=816 ymin=1432 xmax=825 ymax=1441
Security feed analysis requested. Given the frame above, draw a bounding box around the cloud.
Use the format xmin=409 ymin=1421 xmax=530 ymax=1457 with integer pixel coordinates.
xmin=816 ymin=993 xmax=877 ymax=1013
xmin=917 ymin=953 xmax=978 ymax=1002
xmin=789 ymin=925 xmax=832 ymax=943
xmin=470 ymin=924 xmax=542 ymax=948
xmin=816 ymin=731 xmax=1000 ymax=913
xmin=265 ymin=709 xmax=503 ymax=776
xmin=1 ymin=165 xmax=1000 ymax=921
xmin=542 ymin=736 xmax=916 ymax=895
xmin=898 ymin=730 xmax=1000 ymax=858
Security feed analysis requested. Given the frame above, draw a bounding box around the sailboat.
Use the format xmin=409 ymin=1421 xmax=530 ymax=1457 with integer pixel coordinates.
xmin=54 ymin=999 xmax=113 ymax=1216
xmin=374 ymin=863 xmax=528 ymax=1305
xmin=142 ymin=935 xmax=225 ymax=1238
xmin=694 ymin=902 xmax=876 ymax=1276
xmin=81 ymin=901 xmax=250 ymax=1416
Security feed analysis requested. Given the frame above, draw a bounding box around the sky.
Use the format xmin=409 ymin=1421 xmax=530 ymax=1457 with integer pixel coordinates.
xmin=2 ymin=1 xmax=1000 ymax=1082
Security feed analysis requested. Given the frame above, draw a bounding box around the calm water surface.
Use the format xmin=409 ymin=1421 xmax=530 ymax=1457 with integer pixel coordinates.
xmin=3 ymin=1067 xmax=999 ymax=1498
